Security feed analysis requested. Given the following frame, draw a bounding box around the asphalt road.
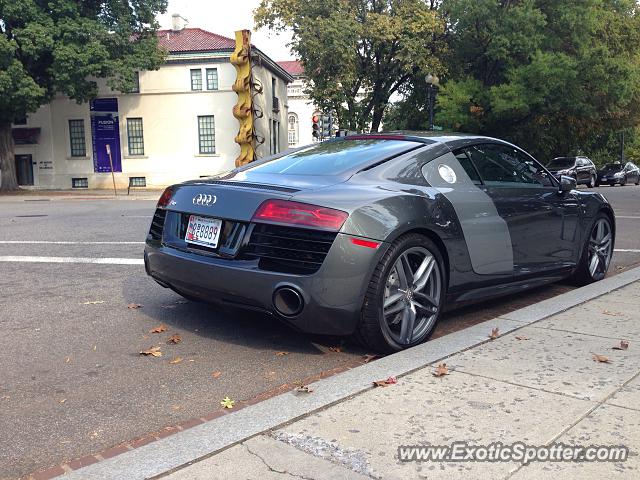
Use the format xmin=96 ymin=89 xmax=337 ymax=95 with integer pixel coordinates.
xmin=0 ymin=185 xmax=639 ymax=479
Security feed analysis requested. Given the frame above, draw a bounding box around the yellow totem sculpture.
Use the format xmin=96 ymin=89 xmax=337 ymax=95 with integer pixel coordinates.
xmin=231 ymin=30 xmax=256 ymax=167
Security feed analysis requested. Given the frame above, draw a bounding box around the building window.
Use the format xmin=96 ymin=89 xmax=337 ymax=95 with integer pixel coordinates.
xmin=198 ymin=115 xmax=216 ymax=154
xmin=72 ymin=177 xmax=89 ymax=189
xmin=271 ymin=119 xmax=280 ymax=155
xmin=68 ymin=119 xmax=86 ymax=157
xmin=288 ymin=113 xmax=298 ymax=146
xmin=127 ymin=118 xmax=144 ymax=155
xmin=206 ymin=68 xmax=218 ymax=90
xmin=131 ymin=71 xmax=140 ymax=93
xmin=191 ymin=69 xmax=202 ymax=91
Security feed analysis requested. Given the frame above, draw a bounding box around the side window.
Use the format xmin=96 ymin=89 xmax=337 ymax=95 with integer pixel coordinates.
xmin=465 ymin=144 xmax=555 ymax=187
xmin=454 ymin=150 xmax=481 ymax=184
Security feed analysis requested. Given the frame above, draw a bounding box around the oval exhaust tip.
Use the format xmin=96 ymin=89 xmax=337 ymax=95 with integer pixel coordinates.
xmin=273 ymin=287 xmax=304 ymax=317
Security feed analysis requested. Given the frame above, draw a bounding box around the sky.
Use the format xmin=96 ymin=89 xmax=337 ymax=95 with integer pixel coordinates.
xmin=157 ymin=0 xmax=295 ymax=61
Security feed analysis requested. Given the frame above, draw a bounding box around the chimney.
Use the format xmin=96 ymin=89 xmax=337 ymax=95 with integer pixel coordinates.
xmin=171 ymin=14 xmax=188 ymax=32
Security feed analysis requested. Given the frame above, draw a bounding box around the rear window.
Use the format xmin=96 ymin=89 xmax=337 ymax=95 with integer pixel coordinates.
xmin=547 ymin=158 xmax=575 ymax=169
xmin=603 ymin=164 xmax=622 ymax=171
xmin=245 ymin=139 xmax=419 ymax=176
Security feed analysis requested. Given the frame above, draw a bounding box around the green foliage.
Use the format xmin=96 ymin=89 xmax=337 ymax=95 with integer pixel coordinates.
xmin=0 ymin=0 xmax=168 ymax=124
xmin=386 ymin=0 xmax=640 ymax=163
xmin=255 ymin=0 xmax=445 ymax=132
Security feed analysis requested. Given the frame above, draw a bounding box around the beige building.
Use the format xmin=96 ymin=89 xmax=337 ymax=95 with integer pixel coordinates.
xmin=277 ymin=61 xmax=317 ymax=149
xmin=10 ymin=24 xmax=292 ymax=190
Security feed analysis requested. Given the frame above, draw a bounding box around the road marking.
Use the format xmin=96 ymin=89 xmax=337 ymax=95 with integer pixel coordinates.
xmin=0 ymin=241 xmax=145 ymax=245
xmin=614 ymin=249 xmax=640 ymax=253
xmin=0 ymin=256 xmax=144 ymax=265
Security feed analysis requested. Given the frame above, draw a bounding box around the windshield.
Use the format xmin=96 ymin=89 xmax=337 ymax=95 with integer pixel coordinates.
xmin=547 ymin=158 xmax=574 ymax=169
xmin=244 ymin=139 xmax=420 ymax=176
xmin=602 ymin=164 xmax=622 ymax=172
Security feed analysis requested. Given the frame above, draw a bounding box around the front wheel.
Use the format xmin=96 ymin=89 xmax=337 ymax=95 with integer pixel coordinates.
xmin=356 ymin=234 xmax=446 ymax=353
xmin=587 ymin=174 xmax=596 ymax=188
xmin=571 ymin=214 xmax=613 ymax=286
xmin=620 ymin=176 xmax=627 ymax=186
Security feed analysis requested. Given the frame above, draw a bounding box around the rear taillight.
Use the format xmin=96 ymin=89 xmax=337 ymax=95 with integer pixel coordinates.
xmin=156 ymin=187 xmax=174 ymax=208
xmin=252 ymin=199 xmax=348 ymax=231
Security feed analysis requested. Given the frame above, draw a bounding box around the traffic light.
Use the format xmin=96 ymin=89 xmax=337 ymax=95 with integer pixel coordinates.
xmin=321 ymin=114 xmax=331 ymax=139
xmin=312 ymin=114 xmax=321 ymax=140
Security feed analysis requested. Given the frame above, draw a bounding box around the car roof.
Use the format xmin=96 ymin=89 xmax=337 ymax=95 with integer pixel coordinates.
xmin=347 ymin=131 xmax=514 ymax=150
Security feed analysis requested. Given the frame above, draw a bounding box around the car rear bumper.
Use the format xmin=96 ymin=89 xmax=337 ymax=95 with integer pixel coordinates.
xmin=144 ymin=234 xmax=388 ymax=336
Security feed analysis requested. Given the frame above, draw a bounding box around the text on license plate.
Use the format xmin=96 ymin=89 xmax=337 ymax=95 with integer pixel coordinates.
xmin=185 ymin=215 xmax=222 ymax=249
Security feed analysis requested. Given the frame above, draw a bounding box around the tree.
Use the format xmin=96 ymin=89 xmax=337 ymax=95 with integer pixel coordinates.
xmin=0 ymin=0 xmax=167 ymax=191
xmin=386 ymin=0 xmax=640 ymax=163
xmin=255 ymin=0 xmax=445 ymax=132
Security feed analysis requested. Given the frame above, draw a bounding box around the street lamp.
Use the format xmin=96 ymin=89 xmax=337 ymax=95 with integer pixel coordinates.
xmin=425 ymin=74 xmax=440 ymax=131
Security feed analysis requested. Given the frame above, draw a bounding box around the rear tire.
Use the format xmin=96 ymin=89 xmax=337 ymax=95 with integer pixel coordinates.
xmin=570 ymin=213 xmax=613 ymax=286
xmin=355 ymin=234 xmax=446 ymax=353
xmin=621 ymin=176 xmax=627 ymax=186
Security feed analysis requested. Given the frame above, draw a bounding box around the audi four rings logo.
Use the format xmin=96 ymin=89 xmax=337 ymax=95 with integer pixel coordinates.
xmin=192 ymin=194 xmax=217 ymax=206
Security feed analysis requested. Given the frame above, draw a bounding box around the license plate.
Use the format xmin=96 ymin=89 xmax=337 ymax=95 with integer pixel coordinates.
xmin=185 ymin=215 xmax=222 ymax=249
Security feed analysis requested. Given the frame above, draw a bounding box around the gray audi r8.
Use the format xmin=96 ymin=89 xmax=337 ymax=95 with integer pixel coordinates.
xmin=144 ymin=133 xmax=615 ymax=352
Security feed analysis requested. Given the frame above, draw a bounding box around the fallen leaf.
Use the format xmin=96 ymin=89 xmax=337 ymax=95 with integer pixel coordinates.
xmin=220 ymin=396 xmax=235 ymax=409
xmin=612 ymin=340 xmax=630 ymax=351
xmin=489 ymin=327 xmax=500 ymax=340
xmin=592 ymin=353 xmax=611 ymax=363
xmin=64 ymin=356 xmax=71 ymax=363
xmin=167 ymin=334 xmax=182 ymax=344
xmin=171 ymin=404 xmax=181 ymax=411
xmin=363 ymin=354 xmax=378 ymax=363
xmin=211 ymin=370 xmax=222 ymax=379
xmin=127 ymin=303 xmax=143 ymax=309
xmin=140 ymin=346 xmax=162 ymax=357
xmin=373 ymin=376 xmax=398 ymax=387
xmin=602 ymin=310 xmax=623 ymax=316
xmin=169 ymin=357 xmax=183 ymax=364
xmin=92 ymin=345 xmax=97 ymax=351
xmin=515 ymin=336 xmax=530 ymax=341
xmin=59 ymin=398 xmax=66 ymax=404
xmin=294 ymin=385 xmax=314 ymax=393
xmin=328 ymin=346 xmax=342 ymax=353
xmin=275 ymin=351 xmax=290 ymax=356
xmin=149 ymin=324 xmax=167 ymax=333
xmin=432 ymin=363 xmax=449 ymax=377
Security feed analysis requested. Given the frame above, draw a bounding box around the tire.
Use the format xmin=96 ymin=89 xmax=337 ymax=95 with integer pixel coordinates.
xmin=620 ymin=176 xmax=627 ymax=186
xmin=587 ymin=174 xmax=596 ymax=188
xmin=636 ymin=177 xmax=639 ymax=186
xmin=355 ymin=233 xmax=446 ymax=353
xmin=570 ymin=213 xmax=613 ymax=286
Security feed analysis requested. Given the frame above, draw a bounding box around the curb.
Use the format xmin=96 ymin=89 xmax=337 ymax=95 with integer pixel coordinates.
xmin=53 ymin=266 xmax=640 ymax=479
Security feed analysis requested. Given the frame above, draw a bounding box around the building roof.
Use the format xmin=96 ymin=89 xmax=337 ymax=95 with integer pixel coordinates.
xmin=157 ymin=28 xmax=236 ymax=53
xmin=277 ymin=60 xmax=304 ymax=76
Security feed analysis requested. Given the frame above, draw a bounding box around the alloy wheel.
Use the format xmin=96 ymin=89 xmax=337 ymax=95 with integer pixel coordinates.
xmin=382 ymin=247 xmax=441 ymax=345
xmin=588 ymin=218 xmax=613 ymax=279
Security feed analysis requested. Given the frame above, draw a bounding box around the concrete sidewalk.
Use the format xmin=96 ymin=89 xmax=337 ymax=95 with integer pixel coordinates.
xmin=162 ymin=283 xmax=640 ymax=480
xmin=0 ymin=188 xmax=162 ymax=202
xmin=57 ymin=268 xmax=640 ymax=480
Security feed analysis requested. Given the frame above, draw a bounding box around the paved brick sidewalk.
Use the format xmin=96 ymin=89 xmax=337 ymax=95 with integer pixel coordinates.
xmin=163 ymin=282 xmax=640 ymax=480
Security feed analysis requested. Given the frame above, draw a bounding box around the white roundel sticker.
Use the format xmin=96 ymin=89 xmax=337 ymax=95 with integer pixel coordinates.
xmin=438 ymin=164 xmax=457 ymax=184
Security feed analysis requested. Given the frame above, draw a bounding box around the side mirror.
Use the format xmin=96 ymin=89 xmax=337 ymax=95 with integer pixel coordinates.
xmin=559 ymin=175 xmax=576 ymax=193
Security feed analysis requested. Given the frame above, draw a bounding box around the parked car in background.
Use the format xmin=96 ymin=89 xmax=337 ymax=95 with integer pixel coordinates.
xmin=596 ymin=162 xmax=640 ymax=186
xmin=145 ymin=133 xmax=615 ymax=352
xmin=546 ymin=156 xmax=597 ymax=187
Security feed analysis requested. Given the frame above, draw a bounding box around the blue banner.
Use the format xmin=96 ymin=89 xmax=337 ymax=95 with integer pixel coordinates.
xmin=90 ymin=98 xmax=122 ymax=173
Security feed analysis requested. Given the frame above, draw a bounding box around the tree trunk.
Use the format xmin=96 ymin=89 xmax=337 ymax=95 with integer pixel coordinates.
xmin=0 ymin=122 xmax=18 ymax=192
xmin=371 ymin=103 xmax=385 ymax=133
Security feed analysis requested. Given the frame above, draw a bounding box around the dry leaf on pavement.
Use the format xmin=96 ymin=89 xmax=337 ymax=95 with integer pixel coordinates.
xmin=592 ymin=353 xmax=611 ymax=363
xmin=612 ymin=340 xmax=630 ymax=351
xmin=489 ymin=327 xmax=500 ymax=340
xmin=140 ymin=346 xmax=162 ymax=357
xmin=275 ymin=351 xmax=290 ymax=356
xmin=515 ymin=336 xmax=530 ymax=341
xmin=602 ymin=310 xmax=623 ymax=316
xmin=59 ymin=398 xmax=66 ymax=404
xmin=294 ymin=385 xmax=314 ymax=393
xmin=150 ymin=324 xmax=167 ymax=333
xmin=373 ymin=376 xmax=397 ymax=387
xmin=64 ymin=356 xmax=71 ymax=363
xmin=127 ymin=303 xmax=143 ymax=309
xmin=432 ymin=363 xmax=450 ymax=377
xmin=220 ymin=397 xmax=235 ymax=409
xmin=363 ymin=354 xmax=378 ymax=363
xmin=169 ymin=357 xmax=183 ymax=364
xmin=167 ymin=334 xmax=182 ymax=344
xmin=212 ymin=371 xmax=222 ymax=379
